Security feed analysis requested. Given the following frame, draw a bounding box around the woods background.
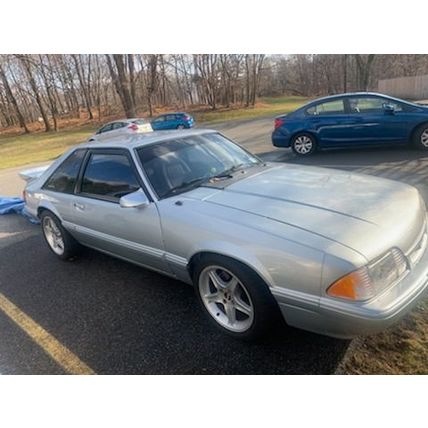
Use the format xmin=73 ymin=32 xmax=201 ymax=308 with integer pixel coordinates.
xmin=1 ymin=54 xmax=428 ymax=133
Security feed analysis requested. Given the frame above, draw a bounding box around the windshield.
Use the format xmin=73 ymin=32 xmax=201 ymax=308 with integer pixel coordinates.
xmin=137 ymin=133 xmax=260 ymax=198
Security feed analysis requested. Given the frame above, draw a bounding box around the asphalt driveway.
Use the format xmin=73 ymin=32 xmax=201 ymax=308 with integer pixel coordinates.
xmin=1 ymin=117 xmax=427 ymax=374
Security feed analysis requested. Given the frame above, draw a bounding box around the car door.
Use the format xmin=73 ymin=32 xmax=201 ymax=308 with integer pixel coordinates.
xmin=69 ymin=148 xmax=169 ymax=273
xmin=96 ymin=123 xmax=114 ymax=141
xmin=109 ymin=121 xmax=128 ymax=138
xmin=305 ymin=98 xmax=362 ymax=147
xmin=165 ymin=114 xmax=178 ymax=129
xmin=345 ymin=96 xmax=409 ymax=145
xmin=151 ymin=116 xmax=166 ymax=130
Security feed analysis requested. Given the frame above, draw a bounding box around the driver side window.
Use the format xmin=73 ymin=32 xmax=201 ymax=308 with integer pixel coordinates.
xmin=348 ymin=97 xmax=404 ymax=113
xmin=80 ymin=153 xmax=140 ymax=201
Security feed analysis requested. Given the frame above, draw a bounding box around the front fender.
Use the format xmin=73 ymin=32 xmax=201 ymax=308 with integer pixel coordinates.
xmin=187 ymin=240 xmax=276 ymax=289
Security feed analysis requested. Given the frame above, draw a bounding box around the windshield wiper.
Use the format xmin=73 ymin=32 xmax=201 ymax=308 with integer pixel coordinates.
xmin=211 ymin=163 xmax=245 ymax=179
xmin=162 ymin=177 xmax=209 ymax=198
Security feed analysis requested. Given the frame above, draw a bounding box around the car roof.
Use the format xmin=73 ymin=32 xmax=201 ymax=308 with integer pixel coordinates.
xmin=157 ymin=112 xmax=187 ymax=116
xmin=80 ymin=128 xmax=217 ymax=150
xmin=102 ymin=118 xmax=145 ymax=126
xmin=292 ymin=92 xmax=421 ymax=114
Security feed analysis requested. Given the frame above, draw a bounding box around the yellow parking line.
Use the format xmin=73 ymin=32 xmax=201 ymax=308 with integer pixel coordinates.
xmin=0 ymin=292 xmax=95 ymax=375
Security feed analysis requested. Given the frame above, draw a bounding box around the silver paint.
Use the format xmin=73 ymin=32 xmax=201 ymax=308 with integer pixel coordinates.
xmin=23 ymin=130 xmax=428 ymax=338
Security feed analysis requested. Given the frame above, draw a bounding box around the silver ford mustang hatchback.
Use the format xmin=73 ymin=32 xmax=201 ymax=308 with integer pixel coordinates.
xmin=23 ymin=129 xmax=428 ymax=340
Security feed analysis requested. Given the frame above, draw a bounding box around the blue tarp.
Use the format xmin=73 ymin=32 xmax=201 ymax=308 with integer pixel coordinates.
xmin=0 ymin=196 xmax=40 ymax=224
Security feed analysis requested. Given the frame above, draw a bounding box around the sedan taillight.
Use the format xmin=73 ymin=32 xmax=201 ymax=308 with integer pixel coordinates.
xmin=128 ymin=123 xmax=139 ymax=131
xmin=274 ymin=118 xmax=285 ymax=129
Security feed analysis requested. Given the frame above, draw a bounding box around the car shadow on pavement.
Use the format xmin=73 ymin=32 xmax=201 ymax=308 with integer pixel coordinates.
xmin=0 ymin=233 xmax=351 ymax=375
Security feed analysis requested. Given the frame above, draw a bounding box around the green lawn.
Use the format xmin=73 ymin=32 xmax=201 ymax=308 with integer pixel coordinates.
xmin=340 ymin=299 xmax=427 ymax=374
xmin=0 ymin=96 xmax=309 ymax=170
xmin=0 ymin=126 xmax=96 ymax=170
xmin=194 ymin=96 xmax=309 ymax=123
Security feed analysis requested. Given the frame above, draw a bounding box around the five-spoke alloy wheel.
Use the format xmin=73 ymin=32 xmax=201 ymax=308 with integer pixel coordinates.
xmin=198 ymin=266 xmax=254 ymax=333
xmin=194 ymin=254 xmax=281 ymax=340
xmin=43 ymin=215 xmax=65 ymax=256
xmin=40 ymin=211 xmax=81 ymax=260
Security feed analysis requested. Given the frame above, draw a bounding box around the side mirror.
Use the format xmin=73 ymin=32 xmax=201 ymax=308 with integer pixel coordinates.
xmin=119 ymin=189 xmax=150 ymax=208
xmin=383 ymin=103 xmax=395 ymax=115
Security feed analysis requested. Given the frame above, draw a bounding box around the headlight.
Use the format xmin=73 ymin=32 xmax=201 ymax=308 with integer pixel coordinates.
xmin=327 ymin=249 xmax=408 ymax=301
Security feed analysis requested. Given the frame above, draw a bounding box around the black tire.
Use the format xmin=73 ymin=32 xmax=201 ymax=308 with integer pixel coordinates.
xmin=291 ymin=133 xmax=317 ymax=156
xmin=177 ymin=124 xmax=185 ymax=129
xmin=412 ymin=123 xmax=428 ymax=150
xmin=40 ymin=210 xmax=81 ymax=261
xmin=193 ymin=254 xmax=282 ymax=341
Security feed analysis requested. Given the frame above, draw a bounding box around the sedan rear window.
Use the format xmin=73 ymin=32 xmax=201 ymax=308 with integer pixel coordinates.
xmin=132 ymin=119 xmax=146 ymax=125
xmin=81 ymin=153 xmax=140 ymax=200
xmin=44 ymin=149 xmax=86 ymax=194
xmin=306 ymin=100 xmax=345 ymax=116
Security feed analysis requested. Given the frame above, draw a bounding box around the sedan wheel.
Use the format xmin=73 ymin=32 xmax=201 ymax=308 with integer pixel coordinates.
xmin=413 ymin=124 xmax=428 ymax=150
xmin=177 ymin=124 xmax=185 ymax=129
xmin=43 ymin=216 xmax=65 ymax=256
xmin=292 ymin=134 xmax=316 ymax=155
xmin=421 ymin=129 xmax=428 ymax=147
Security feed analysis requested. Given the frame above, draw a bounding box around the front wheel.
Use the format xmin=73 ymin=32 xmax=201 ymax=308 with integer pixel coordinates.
xmin=291 ymin=133 xmax=316 ymax=156
xmin=193 ymin=254 xmax=281 ymax=340
xmin=413 ymin=124 xmax=428 ymax=150
xmin=177 ymin=124 xmax=185 ymax=130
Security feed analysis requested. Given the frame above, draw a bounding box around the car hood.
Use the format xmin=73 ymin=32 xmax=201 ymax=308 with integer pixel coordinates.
xmin=201 ymin=164 xmax=426 ymax=260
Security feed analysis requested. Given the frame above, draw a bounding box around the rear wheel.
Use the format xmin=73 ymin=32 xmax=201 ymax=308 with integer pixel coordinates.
xmin=413 ymin=124 xmax=428 ymax=150
xmin=193 ymin=254 xmax=281 ymax=340
xmin=40 ymin=211 xmax=81 ymax=261
xmin=291 ymin=133 xmax=316 ymax=156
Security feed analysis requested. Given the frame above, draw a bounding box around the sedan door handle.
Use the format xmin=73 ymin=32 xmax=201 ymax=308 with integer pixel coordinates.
xmin=73 ymin=202 xmax=85 ymax=211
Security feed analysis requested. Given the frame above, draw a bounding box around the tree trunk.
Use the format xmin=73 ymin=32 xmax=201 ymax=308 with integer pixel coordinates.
xmin=0 ymin=62 xmax=29 ymax=132
xmin=38 ymin=55 xmax=58 ymax=131
xmin=71 ymin=54 xmax=93 ymax=119
xmin=17 ymin=55 xmax=51 ymax=132
xmin=105 ymin=54 xmax=137 ymax=118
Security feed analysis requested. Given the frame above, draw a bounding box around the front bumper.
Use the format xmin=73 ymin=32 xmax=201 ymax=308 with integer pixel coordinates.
xmin=271 ymin=238 xmax=428 ymax=339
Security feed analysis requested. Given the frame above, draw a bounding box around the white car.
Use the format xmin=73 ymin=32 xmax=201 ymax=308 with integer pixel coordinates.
xmin=88 ymin=119 xmax=153 ymax=142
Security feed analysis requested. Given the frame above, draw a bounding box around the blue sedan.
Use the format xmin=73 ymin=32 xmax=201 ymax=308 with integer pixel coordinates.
xmin=272 ymin=92 xmax=428 ymax=155
xmin=151 ymin=112 xmax=194 ymax=131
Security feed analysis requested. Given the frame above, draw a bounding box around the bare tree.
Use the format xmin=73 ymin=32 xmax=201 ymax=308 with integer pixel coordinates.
xmin=105 ymin=54 xmax=137 ymax=118
xmin=16 ymin=55 xmax=51 ymax=132
xmin=0 ymin=59 xmax=29 ymax=133
xmin=71 ymin=54 xmax=93 ymax=119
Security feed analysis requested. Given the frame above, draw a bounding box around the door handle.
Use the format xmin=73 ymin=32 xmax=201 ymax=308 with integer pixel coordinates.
xmin=73 ymin=202 xmax=85 ymax=211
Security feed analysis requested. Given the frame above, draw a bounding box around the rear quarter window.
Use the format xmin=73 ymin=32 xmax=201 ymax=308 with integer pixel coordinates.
xmin=306 ymin=100 xmax=345 ymax=116
xmin=43 ymin=149 xmax=86 ymax=194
